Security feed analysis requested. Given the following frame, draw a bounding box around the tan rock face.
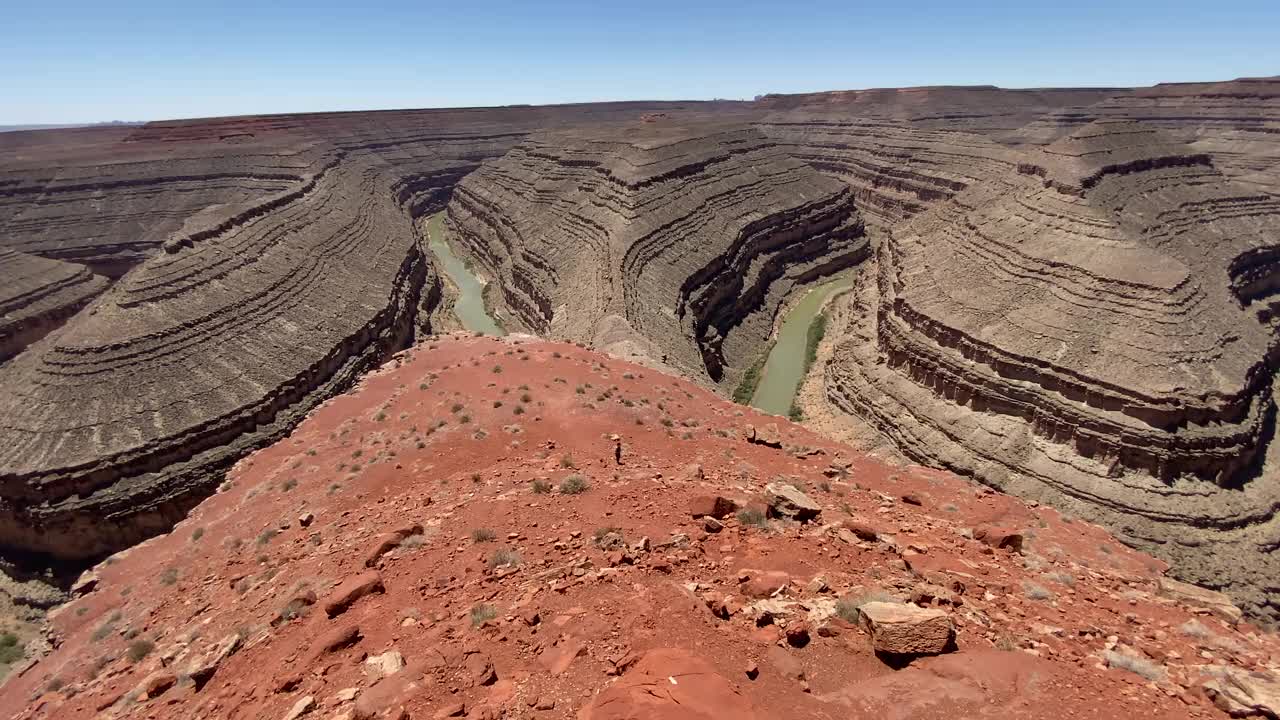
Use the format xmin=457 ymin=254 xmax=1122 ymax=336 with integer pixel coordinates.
xmin=1201 ymin=667 xmax=1280 ymax=718
xmin=1157 ymin=577 xmax=1243 ymax=625
xmin=858 ymin=601 xmax=955 ymax=656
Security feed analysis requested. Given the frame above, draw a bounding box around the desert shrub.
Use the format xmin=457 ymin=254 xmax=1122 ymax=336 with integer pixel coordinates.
xmin=256 ymin=529 xmax=278 ymax=547
xmin=489 ymin=549 xmax=521 ymax=568
xmin=1023 ymin=581 xmax=1054 ymax=601
xmin=126 ymin=639 xmax=154 ymax=663
xmin=736 ymin=508 xmax=767 ymax=527
xmin=191 ymin=527 xmax=205 ymax=542
xmin=559 ymin=475 xmax=589 ymax=494
xmin=0 ymin=633 xmax=24 ymax=664
xmin=470 ymin=603 xmax=498 ymax=626
xmin=471 ymin=528 xmax=497 ymax=543
xmin=835 ymin=591 xmax=894 ymax=624
xmin=531 ymin=479 xmax=552 ymax=494
xmin=158 ymin=567 xmax=179 ymax=586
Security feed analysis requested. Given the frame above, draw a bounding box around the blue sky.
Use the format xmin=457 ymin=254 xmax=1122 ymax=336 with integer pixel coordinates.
xmin=4 ymin=0 xmax=1279 ymax=124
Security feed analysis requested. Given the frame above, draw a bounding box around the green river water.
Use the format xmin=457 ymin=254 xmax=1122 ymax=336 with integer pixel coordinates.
xmin=425 ymin=213 xmax=505 ymax=336
xmin=750 ymin=275 xmax=854 ymax=416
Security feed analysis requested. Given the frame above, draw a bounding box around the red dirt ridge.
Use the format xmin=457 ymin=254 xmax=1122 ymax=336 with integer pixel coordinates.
xmin=4 ymin=334 xmax=1277 ymax=719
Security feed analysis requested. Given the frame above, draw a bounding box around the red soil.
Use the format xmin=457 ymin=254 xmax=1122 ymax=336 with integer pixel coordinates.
xmin=3 ymin=334 xmax=1275 ymax=719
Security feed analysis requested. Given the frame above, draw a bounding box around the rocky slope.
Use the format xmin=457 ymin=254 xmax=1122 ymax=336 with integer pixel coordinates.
xmin=820 ymin=120 xmax=1280 ymax=621
xmin=3 ymin=334 xmax=1278 ymax=719
xmin=446 ymin=122 xmax=866 ymax=386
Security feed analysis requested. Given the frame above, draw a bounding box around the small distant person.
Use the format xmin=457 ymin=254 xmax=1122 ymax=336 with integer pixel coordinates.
xmin=611 ymin=434 xmax=623 ymax=465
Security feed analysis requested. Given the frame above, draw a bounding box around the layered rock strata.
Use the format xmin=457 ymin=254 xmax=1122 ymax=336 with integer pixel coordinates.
xmin=824 ymin=121 xmax=1280 ymax=620
xmin=0 ymin=103 xmax=738 ymax=560
xmin=0 ymin=153 xmax=435 ymax=558
xmin=446 ymin=122 xmax=866 ymax=385
xmin=0 ymin=249 xmax=108 ymax=363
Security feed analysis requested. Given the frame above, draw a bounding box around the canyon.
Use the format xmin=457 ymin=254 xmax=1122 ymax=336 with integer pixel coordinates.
xmin=1 ymin=79 xmax=1280 ymax=702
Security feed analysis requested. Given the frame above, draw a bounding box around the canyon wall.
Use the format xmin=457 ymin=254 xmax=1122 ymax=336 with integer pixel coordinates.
xmin=0 ymin=103 xmax=731 ymax=560
xmin=821 ymin=120 xmax=1280 ymax=620
xmin=445 ymin=122 xmax=866 ymax=386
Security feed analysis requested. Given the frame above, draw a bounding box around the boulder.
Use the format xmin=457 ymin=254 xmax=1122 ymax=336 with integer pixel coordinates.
xmin=364 ymin=650 xmax=406 ymax=678
xmin=689 ymin=495 xmax=739 ymax=520
xmin=742 ymin=570 xmax=791 ymax=599
xmin=973 ymin=526 xmax=1023 ymax=554
xmin=364 ymin=525 xmax=424 ymax=567
xmin=581 ymin=648 xmax=758 ymax=720
xmin=323 ymin=571 xmax=385 ymax=617
xmin=1157 ymin=577 xmax=1242 ymax=624
xmin=858 ymin=601 xmax=955 ymax=656
xmin=744 ymin=424 xmax=784 ymax=448
xmin=134 ymin=670 xmax=177 ymax=700
xmin=764 ymin=483 xmax=821 ymax=522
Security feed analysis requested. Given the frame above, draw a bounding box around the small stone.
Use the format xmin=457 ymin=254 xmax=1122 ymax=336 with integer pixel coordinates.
xmin=703 ymin=517 xmax=724 ymax=533
xmin=745 ymin=661 xmax=759 ymax=680
xmin=298 ymin=512 xmax=315 ymax=528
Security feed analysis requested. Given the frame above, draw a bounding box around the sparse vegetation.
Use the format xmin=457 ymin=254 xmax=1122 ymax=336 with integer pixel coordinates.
xmin=375 ymin=412 xmax=387 ymax=422
xmin=471 ymin=528 xmax=497 ymax=543
xmin=736 ymin=508 xmax=767 ymax=527
xmin=281 ymin=478 xmax=298 ymax=491
xmin=559 ymin=475 xmax=589 ymax=494
xmin=191 ymin=527 xmax=205 ymax=542
xmin=470 ymin=603 xmax=498 ymax=626
xmin=0 ymin=632 xmax=24 ymax=665
xmin=531 ymin=479 xmax=552 ymax=494
xmin=256 ymin=528 xmax=279 ymax=546
xmin=489 ymin=548 xmax=521 ymax=568
xmin=126 ymin=639 xmax=155 ymax=663
xmin=835 ymin=591 xmax=894 ymax=624
xmin=1023 ymin=581 xmax=1054 ymax=601
xmin=732 ymin=346 xmax=772 ymax=404
xmin=158 ymin=567 xmax=179 ymax=586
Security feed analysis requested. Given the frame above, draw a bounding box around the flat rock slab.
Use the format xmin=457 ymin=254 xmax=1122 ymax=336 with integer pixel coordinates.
xmin=581 ymin=648 xmax=757 ymax=720
xmin=859 ymin=601 xmax=955 ymax=656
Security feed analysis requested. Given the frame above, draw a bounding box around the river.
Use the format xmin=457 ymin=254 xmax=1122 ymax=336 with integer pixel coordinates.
xmin=425 ymin=212 xmax=505 ymax=336
xmin=750 ymin=275 xmax=854 ymax=416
